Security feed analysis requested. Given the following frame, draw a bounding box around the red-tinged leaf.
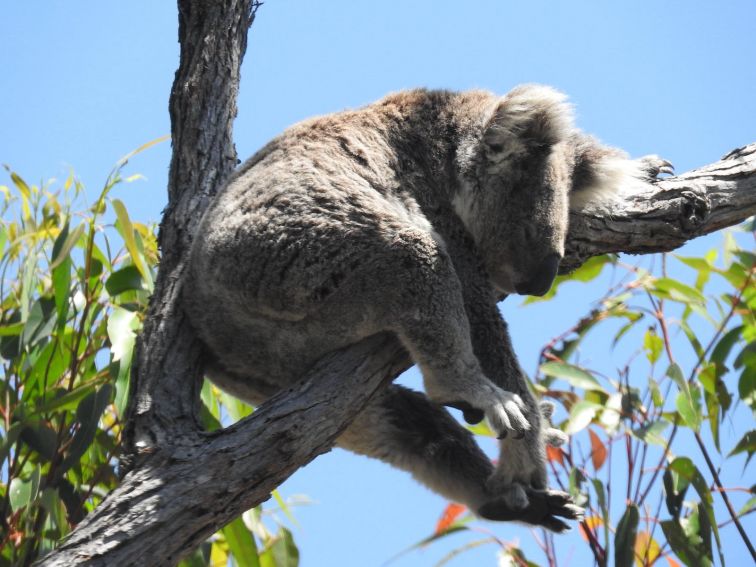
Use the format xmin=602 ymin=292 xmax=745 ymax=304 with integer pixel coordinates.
xmin=666 ymin=557 xmax=682 ymax=567
xmin=546 ymin=444 xmax=564 ymax=465
xmin=589 ymin=429 xmax=608 ymax=470
xmin=578 ymin=516 xmax=603 ymax=541
xmin=435 ymin=502 xmax=467 ymax=534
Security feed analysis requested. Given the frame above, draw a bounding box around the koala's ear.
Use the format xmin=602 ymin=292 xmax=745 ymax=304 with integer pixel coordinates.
xmin=483 ymin=84 xmax=574 ymax=158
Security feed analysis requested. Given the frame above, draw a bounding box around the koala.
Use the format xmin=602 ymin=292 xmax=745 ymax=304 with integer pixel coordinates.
xmin=183 ymin=85 xmax=671 ymax=531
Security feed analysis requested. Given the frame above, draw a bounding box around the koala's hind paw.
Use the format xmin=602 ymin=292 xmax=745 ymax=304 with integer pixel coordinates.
xmin=478 ymin=489 xmax=585 ymax=533
xmin=540 ymin=400 xmax=568 ymax=447
xmin=637 ymin=154 xmax=674 ymax=179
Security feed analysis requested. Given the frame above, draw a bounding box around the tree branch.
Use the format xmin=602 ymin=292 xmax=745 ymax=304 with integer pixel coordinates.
xmin=38 ymin=0 xmax=756 ymax=562
xmin=40 ymin=335 xmax=409 ymax=566
xmin=564 ymin=143 xmax=756 ymax=270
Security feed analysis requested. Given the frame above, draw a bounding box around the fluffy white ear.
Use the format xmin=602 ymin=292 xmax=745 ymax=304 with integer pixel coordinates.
xmin=483 ymin=84 xmax=574 ymax=159
xmin=569 ymin=152 xmax=673 ymax=211
xmin=569 ymin=155 xmax=644 ymax=210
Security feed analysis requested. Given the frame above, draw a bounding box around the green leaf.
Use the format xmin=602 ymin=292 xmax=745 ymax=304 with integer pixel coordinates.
xmin=0 ymin=223 xmax=7 ymax=256
xmin=222 ymin=517 xmax=260 ymax=567
xmin=591 ymin=478 xmax=609 ymax=547
xmin=20 ymin=248 xmax=36 ymax=322
xmin=643 ymin=329 xmax=663 ymax=364
xmin=200 ymin=381 xmax=223 ymax=432
xmin=565 ymin=401 xmax=601 ymax=434
xmin=711 ymin=325 xmax=743 ymax=369
xmin=663 ymin=468 xmax=687 ymax=518
xmin=21 ymin=297 xmax=57 ymax=349
xmin=728 ymin=430 xmax=756 ymax=460
xmin=740 ymin=364 xmax=756 ymax=410
xmin=217 ymin=390 xmax=254 ymax=423
xmin=667 ymin=364 xmax=702 ymax=431
xmin=37 ymin=384 xmax=97 ymax=415
xmin=112 ymin=198 xmax=153 ymax=291
xmin=651 ymin=277 xmax=706 ymax=305
xmin=59 ymin=384 xmax=113 ymax=475
xmin=105 ymin=265 xmax=146 ymax=297
xmin=631 ymin=421 xmax=669 ymax=446
xmin=272 ymin=490 xmax=299 ymax=528
xmin=539 ymin=362 xmax=603 ymax=391
xmin=661 ymin=519 xmax=713 ymax=567
xmin=107 ymin=306 xmax=138 ymax=362
xmin=669 ymin=457 xmax=722 ymax=562
xmin=20 ymin=421 xmax=59 ymax=461
xmin=0 ymin=321 xmax=24 ymax=336
xmin=52 ymin=256 xmax=72 ymax=325
xmin=50 ymin=222 xmax=85 ymax=270
xmin=0 ymin=422 xmax=23 ymax=464
xmin=679 ymin=320 xmax=705 ymax=358
xmin=260 ymin=527 xmax=299 ymax=567
xmin=648 ymin=377 xmax=664 ymax=407
xmin=614 ymin=503 xmax=639 ymax=567
xmin=739 ymin=496 xmax=756 ymax=517
xmin=675 ymin=384 xmax=703 ymax=432
xmin=9 ymin=476 xmax=33 ymax=512
xmin=569 ymin=255 xmax=612 ymax=282
xmin=667 ymin=362 xmax=685 ymax=385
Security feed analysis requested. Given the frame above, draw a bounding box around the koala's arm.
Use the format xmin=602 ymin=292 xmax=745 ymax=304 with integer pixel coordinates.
xmin=431 ymin=207 xmax=532 ymax=410
xmin=431 ymin=207 xmax=568 ymax=510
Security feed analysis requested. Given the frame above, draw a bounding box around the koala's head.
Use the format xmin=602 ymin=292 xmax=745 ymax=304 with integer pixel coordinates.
xmin=453 ymin=85 xmax=575 ymax=296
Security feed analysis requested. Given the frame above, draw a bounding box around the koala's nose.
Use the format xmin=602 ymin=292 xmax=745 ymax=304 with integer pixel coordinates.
xmin=515 ymin=253 xmax=561 ymax=296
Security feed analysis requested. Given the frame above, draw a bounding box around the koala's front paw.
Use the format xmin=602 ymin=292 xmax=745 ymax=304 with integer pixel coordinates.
xmin=443 ymin=385 xmax=532 ymax=438
xmin=483 ymin=388 xmax=531 ymax=440
xmin=637 ymin=154 xmax=674 ymax=180
xmin=478 ymin=489 xmax=585 ymax=533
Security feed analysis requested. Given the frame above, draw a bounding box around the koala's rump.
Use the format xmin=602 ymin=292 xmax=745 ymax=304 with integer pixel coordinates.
xmin=184 ymin=152 xmax=430 ymax=394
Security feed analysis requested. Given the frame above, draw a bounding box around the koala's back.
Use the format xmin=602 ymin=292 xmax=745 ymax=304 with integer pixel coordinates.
xmin=184 ymin=91 xmax=450 ymax=394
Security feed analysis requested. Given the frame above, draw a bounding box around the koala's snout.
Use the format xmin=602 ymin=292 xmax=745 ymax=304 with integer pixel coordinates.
xmin=515 ymin=253 xmax=561 ymax=296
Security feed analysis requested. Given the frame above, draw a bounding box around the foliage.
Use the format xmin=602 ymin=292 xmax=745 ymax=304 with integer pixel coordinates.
xmin=0 ymin=157 xmax=299 ymax=567
xmin=422 ymin=238 xmax=755 ymax=566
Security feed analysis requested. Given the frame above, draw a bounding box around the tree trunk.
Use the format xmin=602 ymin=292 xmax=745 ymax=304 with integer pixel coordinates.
xmin=38 ymin=0 xmax=756 ymax=564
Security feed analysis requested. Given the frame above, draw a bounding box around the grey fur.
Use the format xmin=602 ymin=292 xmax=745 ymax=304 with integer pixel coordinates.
xmin=183 ymin=85 xmax=667 ymax=529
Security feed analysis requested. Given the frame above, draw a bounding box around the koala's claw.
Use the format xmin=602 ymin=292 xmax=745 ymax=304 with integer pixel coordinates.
xmin=658 ymin=160 xmax=675 ymax=176
xmin=638 ymin=154 xmax=675 ymax=179
xmin=478 ymin=489 xmax=585 ymax=533
xmin=487 ymin=391 xmax=530 ymax=438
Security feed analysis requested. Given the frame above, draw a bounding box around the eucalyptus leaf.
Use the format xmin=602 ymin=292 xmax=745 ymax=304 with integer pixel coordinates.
xmin=539 ymin=361 xmax=603 ymax=391
xmin=565 ymin=401 xmax=601 ymax=434
xmin=614 ymin=503 xmax=639 ymax=567
xmin=59 ymin=384 xmax=113 ymax=475
xmin=222 ymin=517 xmax=260 ymax=567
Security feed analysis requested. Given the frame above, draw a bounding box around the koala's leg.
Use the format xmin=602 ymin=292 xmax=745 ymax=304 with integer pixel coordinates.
xmin=337 ymin=385 xmax=581 ymax=531
xmin=384 ymin=228 xmax=531 ymax=439
xmin=337 ymin=384 xmax=493 ymax=510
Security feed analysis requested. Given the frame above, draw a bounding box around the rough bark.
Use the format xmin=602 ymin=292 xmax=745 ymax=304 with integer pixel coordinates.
xmin=564 ymin=143 xmax=756 ymax=270
xmin=38 ymin=0 xmax=756 ymax=564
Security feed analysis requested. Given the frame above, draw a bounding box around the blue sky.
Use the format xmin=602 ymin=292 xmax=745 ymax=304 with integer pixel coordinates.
xmin=2 ymin=2 xmax=755 ymax=565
